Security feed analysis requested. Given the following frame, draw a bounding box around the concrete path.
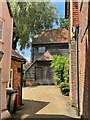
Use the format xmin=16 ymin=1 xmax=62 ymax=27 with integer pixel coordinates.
xmin=10 ymin=85 xmax=80 ymax=120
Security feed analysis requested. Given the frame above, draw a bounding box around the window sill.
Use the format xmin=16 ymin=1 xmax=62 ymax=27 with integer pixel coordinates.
xmin=0 ymin=40 xmax=4 ymax=44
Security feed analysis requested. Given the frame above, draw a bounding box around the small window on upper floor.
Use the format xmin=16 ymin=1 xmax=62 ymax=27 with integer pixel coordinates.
xmin=38 ymin=47 xmax=45 ymax=53
xmin=0 ymin=20 xmax=3 ymax=40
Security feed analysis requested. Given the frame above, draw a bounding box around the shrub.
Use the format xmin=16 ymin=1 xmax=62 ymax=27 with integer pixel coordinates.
xmin=59 ymin=82 xmax=69 ymax=96
xmin=50 ymin=55 xmax=69 ymax=96
xmin=61 ymin=87 xmax=69 ymax=96
xmin=65 ymin=92 xmax=69 ymax=96
xmin=59 ymin=82 xmax=69 ymax=90
xmin=61 ymin=87 xmax=69 ymax=93
xmin=50 ymin=55 xmax=69 ymax=84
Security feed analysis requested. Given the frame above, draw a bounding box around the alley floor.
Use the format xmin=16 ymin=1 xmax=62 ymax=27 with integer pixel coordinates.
xmin=10 ymin=85 xmax=80 ymax=120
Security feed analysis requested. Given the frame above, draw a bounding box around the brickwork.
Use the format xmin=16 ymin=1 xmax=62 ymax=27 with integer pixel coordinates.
xmin=79 ymin=1 xmax=89 ymax=119
xmin=66 ymin=1 xmax=90 ymax=119
xmin=69 ymin=1 xmax=78 ymax=106
xmin=69 ymin=40 xmax=77 ymax=106
xmin=11 ymin=60 xmax=22 ymax=106
xmin=72 ymin=2 xmax=78 ymax=26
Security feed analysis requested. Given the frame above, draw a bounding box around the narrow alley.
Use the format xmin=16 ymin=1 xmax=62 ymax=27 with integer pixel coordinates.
xmin=10 ymin=85 xmax=80 ymax=120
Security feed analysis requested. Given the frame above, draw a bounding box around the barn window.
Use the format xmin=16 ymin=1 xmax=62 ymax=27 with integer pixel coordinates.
xmin=0 ymin=20 xmax=4 ymax=40
xmin=38 ymin=47 xmax=45 ymax=53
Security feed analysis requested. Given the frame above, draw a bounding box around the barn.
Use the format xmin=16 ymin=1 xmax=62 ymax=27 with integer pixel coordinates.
xmin=25 ymin=28 xmax=69 ymax=85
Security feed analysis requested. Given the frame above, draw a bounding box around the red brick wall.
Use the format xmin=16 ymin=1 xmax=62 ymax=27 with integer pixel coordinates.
xmin=11 ymin=60 xmax=22 ymax=106
xmin=72 ymin=2 xmax=78 ymax=26
xmin=66 ymin=1 xmax=90 ymax=118
xmin=79 ymin=2 xmax=88 ymax=119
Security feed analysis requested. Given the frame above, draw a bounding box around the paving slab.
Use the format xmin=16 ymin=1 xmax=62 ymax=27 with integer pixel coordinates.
xmin=9 ymin=85 xmax=81 ymax=120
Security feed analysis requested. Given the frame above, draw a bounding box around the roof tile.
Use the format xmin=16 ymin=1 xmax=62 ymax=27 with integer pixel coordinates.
xmin=32 ymin=28 xmax=69 ymax=45
xmin=12 ymin=49 xmax=27 ymax=62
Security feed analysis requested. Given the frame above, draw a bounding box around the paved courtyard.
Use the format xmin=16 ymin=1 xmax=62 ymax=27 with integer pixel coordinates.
xmin=10 ymin=85 xmax=80 ymax=119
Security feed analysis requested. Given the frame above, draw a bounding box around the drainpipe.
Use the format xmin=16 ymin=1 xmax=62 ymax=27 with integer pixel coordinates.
xmin=75 ymin=25 xmax=80 ymax=116
xmin=76 ymin=2 xmax=80 ymax=116
xmin=21 ymin=63 xmax=23 ymax=105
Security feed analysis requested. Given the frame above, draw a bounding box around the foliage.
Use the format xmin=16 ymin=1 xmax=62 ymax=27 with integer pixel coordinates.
xmin=59 ymin=82 xmax=69 ymax=90
xmin=50 ymin=55 xmax=69 ymax=84
xmin=59 ymin=82 xmax=69 ymax=96
xmin=10 ymin=2 xmax=58 ymax=50
xmin=50 ymin=55 xmax=69 ymax=96
xmin=22 ymin=76 xmax=26 ymax=81
xmin=61 ymin=87 xmax=69 ymax=96
xmin=59 ymin=17 xmax=68 ymax=30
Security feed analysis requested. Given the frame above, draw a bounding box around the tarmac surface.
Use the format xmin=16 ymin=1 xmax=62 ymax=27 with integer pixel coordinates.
xmin=9 ymin=85 xmax=80 ymax=120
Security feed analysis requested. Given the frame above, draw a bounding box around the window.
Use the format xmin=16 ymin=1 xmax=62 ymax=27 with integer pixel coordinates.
xmin=38 ymin=47 xmax=45 ymax=53
xmin=7 ymin=69 xmax=13 ymax=88
xmin=0 ymin=20 xmax=3 ymax=40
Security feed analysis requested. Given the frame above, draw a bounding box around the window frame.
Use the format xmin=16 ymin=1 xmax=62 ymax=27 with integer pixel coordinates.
xmin=7 ymin=69 xmax=13 ymax=88
xmin=0 ymin=19 xmax=4 ymax=42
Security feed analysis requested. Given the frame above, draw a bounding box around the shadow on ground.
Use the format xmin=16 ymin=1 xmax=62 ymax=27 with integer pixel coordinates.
xmin=3 ymin=99 xmax=81 ymax=120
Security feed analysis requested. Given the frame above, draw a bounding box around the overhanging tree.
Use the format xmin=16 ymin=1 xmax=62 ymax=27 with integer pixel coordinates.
xmin=10 ymin=2 xmax=58 ymax=50
xmin=59 ymin=17 xmax=68 ymax=30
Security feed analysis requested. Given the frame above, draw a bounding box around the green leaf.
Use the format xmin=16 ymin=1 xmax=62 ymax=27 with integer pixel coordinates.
xmin=10 ymin=2 xmax=58 ymax=50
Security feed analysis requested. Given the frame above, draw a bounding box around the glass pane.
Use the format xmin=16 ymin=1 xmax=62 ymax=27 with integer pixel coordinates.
xmin=38 ymin=47 xmax=45 ymax=53
xmin=0 ymin=21 xmax=3 ymax=30
xmin=0 ymin=32 xmax=2 ymax=39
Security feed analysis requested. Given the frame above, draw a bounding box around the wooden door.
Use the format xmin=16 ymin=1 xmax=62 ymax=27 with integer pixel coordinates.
xmin=35 ymin=67 xmax=43 ymax=84
xmin=35 ymin=66 xmax=54 ymax=85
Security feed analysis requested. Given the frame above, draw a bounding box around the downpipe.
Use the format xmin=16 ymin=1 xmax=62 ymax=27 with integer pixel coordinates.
xmin=75 ymin=25 xmax=80 ymax=116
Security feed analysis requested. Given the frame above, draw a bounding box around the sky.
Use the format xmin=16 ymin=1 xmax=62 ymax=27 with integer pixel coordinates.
xmin=17 ymin=2 xmax=65 ymax=62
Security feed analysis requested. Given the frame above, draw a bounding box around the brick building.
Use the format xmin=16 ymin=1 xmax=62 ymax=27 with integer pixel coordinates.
xmin=9 ymin=50 xmax=27 ymax=106
xmin=78 ymin=1 xmax=89 ymax=119
xmin=66 ymin=1 xmax=90 ymax=119
xmin=0 ymin=2 xmax=13 ymax=119
xmin=65 ymin=1 xmax=78 ymax=107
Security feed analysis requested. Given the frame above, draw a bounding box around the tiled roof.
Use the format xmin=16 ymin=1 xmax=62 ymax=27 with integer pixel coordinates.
xmin=32 ymin=28 xmax=69 ymax=45
xmin=25 ymin=51 xmax=52 ymax=72
xmin=11 ymin=49 xmax=27 ymax=62
xmin=38 ymin=51 xmax=53 ymax=61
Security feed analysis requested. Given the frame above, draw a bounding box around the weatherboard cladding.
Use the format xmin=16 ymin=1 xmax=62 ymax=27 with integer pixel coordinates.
xmin=25 ymin=28 xmax=69 ymax=85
